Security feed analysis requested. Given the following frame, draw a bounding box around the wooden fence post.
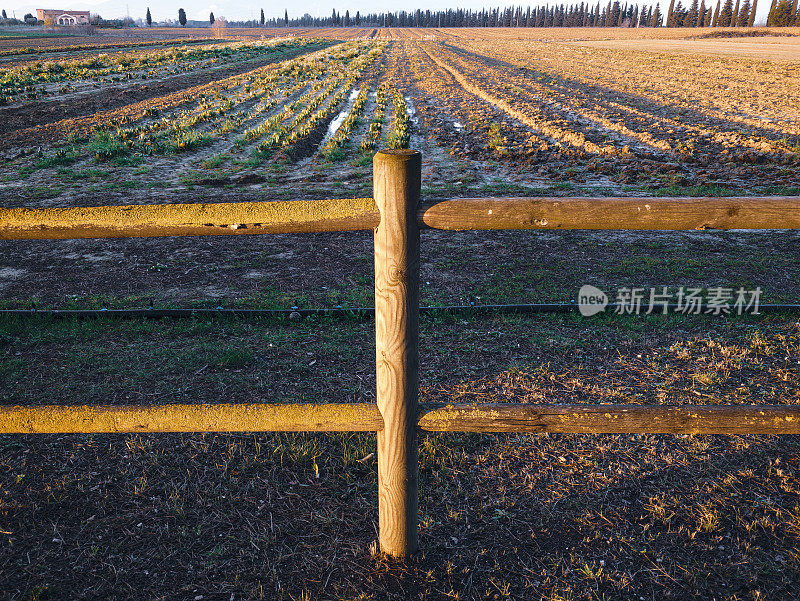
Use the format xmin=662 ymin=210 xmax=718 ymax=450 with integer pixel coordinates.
xmin=373 ymin=149 xmax=421 ymax=557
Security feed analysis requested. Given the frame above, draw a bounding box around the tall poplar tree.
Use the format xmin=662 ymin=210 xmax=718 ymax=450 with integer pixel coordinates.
xmin=766 ymin=0 xmax=778 ymax=24
xmin=748 ymin=0 xmax=758 ymax=23
xmin=666 ymin=0 xmax=677 ymax=23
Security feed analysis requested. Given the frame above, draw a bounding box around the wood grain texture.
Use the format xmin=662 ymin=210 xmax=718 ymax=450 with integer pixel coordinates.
xmin=374 ymin=149 xmax=422 ymax=558
xmin=0 ymin=403 xmax=383 ymax=433
xmin=4 ymin=402 xmax=798 ymax=435
xmin=0 ymin=198 xmax=380 ymax=240
xmin=6 ymin=195 xmax=800 ymax=240
xmin=418 ymin=403 xmax=800 ymax=434
xmin=417 ymin=197 xmax=800 ymax=231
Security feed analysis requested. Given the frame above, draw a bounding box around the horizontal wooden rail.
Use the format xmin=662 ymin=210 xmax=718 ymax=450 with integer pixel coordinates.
xmin=0 ymin=403 xmax=382 ymax=433
xmin=0 ymin=198 xmax=380 ymax=240
xmin=4 ymin=197 xmax=800 ymax=240
xmin=418 ymin=197 xmax=800 ymax=231
xmin=419 ymin=404 xmax=800 ymax=435
xmin=2 ymin=403 xmax=799 ymax=435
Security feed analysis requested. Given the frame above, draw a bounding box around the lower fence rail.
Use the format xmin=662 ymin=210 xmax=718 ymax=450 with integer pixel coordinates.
xmin=2 ymin=403 xmax=799 ymax=435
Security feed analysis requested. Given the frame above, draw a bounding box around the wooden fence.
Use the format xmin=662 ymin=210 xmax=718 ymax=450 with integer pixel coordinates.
xmin=2 ymin=148 xmax=800 ymax=557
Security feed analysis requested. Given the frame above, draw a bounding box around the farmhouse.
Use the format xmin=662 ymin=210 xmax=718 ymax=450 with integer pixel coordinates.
xmin=35 ymin=9 xmax=90 ymax=25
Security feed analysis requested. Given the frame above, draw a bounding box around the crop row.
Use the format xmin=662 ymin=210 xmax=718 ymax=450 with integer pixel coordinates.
xmin=0 ymin=38 xmax=303 ymax=103
xmin=211 ymin=43 xmax=382 ymax=161
xmin=253 ymin=44 xmax=383 ymax=155
xmin=386 ymin=87 xmax=411 ymax=149
xmin=73 ymin=42 xmax=384 ymax=163
xmin=0 ymin=37 xmax=220 ymax=59
xmin=322 ymin=87 xmax=369 ymax=153
xmin=360 ymin=82 xmax=391 ymax=151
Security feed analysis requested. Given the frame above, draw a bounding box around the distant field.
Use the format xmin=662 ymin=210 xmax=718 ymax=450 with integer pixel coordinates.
xmin=0 ymin=26 xmax=798 ymax=304
xmin=1 ymin=26 xmax=799 ymax=301
xmin=573 ymin=35 xmax=800 ymax=60
xmin=0 ymin=27 xmax=797 ymax=214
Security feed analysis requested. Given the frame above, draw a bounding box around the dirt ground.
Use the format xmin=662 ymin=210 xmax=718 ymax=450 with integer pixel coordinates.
xmin=1 ymin=26 xmax=800 ymax=601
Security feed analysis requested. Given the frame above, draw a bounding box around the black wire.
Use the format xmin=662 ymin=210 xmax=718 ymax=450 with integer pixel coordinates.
xmin=0 ymin=303 xmax=796 ymax=320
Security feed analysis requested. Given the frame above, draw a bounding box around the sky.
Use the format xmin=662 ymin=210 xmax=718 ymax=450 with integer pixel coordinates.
xmin=2 ymin=0 xmax=773 ymax=25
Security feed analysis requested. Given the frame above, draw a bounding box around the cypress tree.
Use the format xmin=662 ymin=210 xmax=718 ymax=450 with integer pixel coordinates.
xmin=260 ymin=8 xmax=264 ymax=25
xmin=616 ymin=1 xmax=625 ymax=24
xmin=731 ymin=0 xmax=741 ymax=23
xmin=284 ymin=9 xmax=288 ymax=25
xmin=653 ymin=1 xmax=663 ymax=23
xmin=146 ymin=7 xmax=152 ymax=26
xmin=737 ymin=0 xmax=751 ymax=23
xmin=675 ymin=0 xmax=687 ymax=24
xmin=719 ymin=0 xmax=734 ymax=24
xmin=178 ymin=7 xmax=186 ymax=26
xmin=209 ymin=11 xmax=214 ymax=25
xmin=687 ymin=0 xmax=700 ymax=23
xmin=771 ymin=0 xmax=796 ymax=23
xmin=712 ymin=0 xmax=721 ymax=24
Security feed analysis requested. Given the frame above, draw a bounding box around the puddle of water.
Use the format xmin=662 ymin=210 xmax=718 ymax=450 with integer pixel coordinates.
xmin=0 ymin=267 xmax=25 ymax=290
xmin=404 ymin=95 xmax=418 ymax=125
xmin=321 ymin=88 xmax=360 ymax=145
xmin=0 ymin=267 xmax=25 ymax=279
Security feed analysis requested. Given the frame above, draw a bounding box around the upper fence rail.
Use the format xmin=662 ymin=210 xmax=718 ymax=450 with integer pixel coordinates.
xmin=2 ymin=402 xmax=799 ymax=435
xmin=3 ymin=196 xmax=800 ymax=240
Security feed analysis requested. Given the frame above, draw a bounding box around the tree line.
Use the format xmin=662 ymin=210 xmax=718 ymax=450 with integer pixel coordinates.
xmin=237 ymin=1 xmax=798 ymax=28
xmin=150 ymin=1 xmax=800 ymax=29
